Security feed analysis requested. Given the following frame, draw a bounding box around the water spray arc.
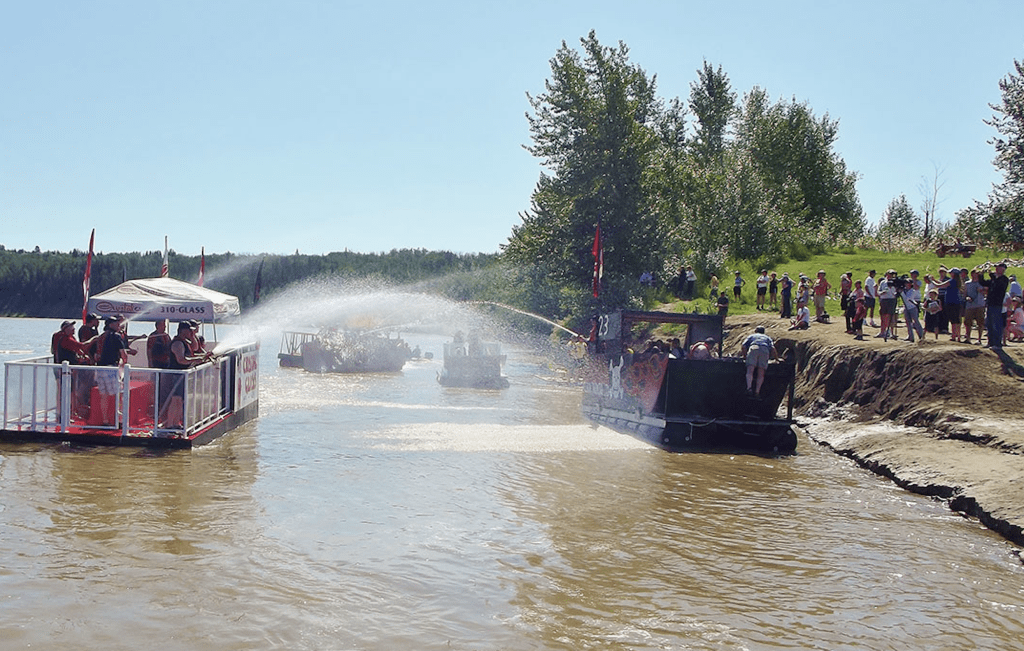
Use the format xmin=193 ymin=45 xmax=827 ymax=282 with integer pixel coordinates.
xmin=465 ymin=301 xmax=582 ymax=338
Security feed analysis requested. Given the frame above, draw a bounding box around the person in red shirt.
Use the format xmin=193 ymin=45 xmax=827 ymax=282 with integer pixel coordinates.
xmin=813 ymin=270 xmax=831 ymax=323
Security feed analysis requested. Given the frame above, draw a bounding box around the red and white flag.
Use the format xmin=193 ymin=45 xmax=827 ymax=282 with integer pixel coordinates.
xmin=82 ymin=229 xmax=94 ymax=321
xmin=197 ymin=247 xmax=205 ymax=286
xmin=591 ymin=224 xmax=603 ymax=298
xmin=161 ymin=236 xmax=169 ymax=277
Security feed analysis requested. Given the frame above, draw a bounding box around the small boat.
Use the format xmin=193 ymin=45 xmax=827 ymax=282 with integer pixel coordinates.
xmin=278 ymin=330 xmax=316 ymax=368
xmin=438 ymin=333 xmax=509 ymax=389
xmin=297 ymin=328 xmax=410 ymax=374
xmin=581 ymin=310 xmax=797 ymax=453
xmin=2 ymin=277 xmax=259 ymax=449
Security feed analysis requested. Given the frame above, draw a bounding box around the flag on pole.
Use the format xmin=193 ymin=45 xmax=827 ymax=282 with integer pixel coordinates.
xmin=591 ymin=224 xmax=603 ymax=298
xmin=197 ymin=247 xmax=205 ymax=287
xmin=253 ymin=257 xmax=265 ymax=305
xmin=161 ymin=236 xmax=169 ymax=277
xmin=81 ymin=229 xmax=94 ymax=322
xmin=122 ymin=263 xmax=127 ymax=283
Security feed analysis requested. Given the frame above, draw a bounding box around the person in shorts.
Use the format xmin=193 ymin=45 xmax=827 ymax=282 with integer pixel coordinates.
xmin=756 ymin=270 xmax=769 ymax=310
xmin=877 ymin=269 xmax=898 ymax=340
xmin=742 ymin=325 xmax=777 ymax=398
xmin=963 ymin=269 xmax=986 ymax=344
xmin=96 ymin=316 xmax=136 ymax=425
xmin=733 ymin=271 xmax=745 ymax=301
xmin=863 ymin=270 xmax=878 ymax=328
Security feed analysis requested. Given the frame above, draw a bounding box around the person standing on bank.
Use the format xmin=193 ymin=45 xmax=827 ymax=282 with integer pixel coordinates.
xmin=733 ymin=270 xmax=746 ymax=301
xmin=813 ymin=270 xmax=831 ymax=323
xmin=963 ymin=269 xmax=986 ymax=345
xmin=780 ymin=273 xmax=793 ymax=319
xmin=979 ymin=262 xmax=1010 ymax=349
xmin=876 ymin=270 xmax=898 ymax=340
xmin=900 ymin=274 xmax=925 ymax=343
xmin=933 ymin=267 xmax=964 ymax=342
xmin=742 ymin=326 xmax=777 ymax=399
xmin=864 ymin=270 xmax=878 ymax=328
xmin=756 ymin=270 xmax=769 ymax=311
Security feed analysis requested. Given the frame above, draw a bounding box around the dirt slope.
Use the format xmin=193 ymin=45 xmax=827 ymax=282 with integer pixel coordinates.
xmin=721 ymin=312 xmax=1024 ymax=547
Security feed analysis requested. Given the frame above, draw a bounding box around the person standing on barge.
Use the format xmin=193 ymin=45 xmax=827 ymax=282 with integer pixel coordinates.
xmin=96 ymin=316 xmax=138 ymax=426
xmin=742 ymin=326 xmax=777 ymax=399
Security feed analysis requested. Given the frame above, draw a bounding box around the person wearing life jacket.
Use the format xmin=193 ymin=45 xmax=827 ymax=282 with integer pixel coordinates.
xmin=162 ymin=321 xmax=213 ymax=429
xmin=169 ymin=321 xmax=212 ymax=369
xmin=51 ymin=320 xmax=87 ymax=420
xmin=147 ymin=319 xmax=173 ymax=369
xmin=51 ymin=320 xmax=92 ymax=364
xmin=54 ymin=320 xmax=96 ymax=419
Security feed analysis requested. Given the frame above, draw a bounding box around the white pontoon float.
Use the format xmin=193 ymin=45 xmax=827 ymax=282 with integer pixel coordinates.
xmin=2 ymin=277 xmax=259 ymax=448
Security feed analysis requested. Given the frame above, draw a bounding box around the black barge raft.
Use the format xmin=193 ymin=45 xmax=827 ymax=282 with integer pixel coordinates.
xmin=581 ymin=310 xmax=797 ymax=454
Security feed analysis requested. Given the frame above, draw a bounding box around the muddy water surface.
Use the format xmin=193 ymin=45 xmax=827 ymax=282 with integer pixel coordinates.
xmin=1 ymin=317 xmax=1022 ymax=650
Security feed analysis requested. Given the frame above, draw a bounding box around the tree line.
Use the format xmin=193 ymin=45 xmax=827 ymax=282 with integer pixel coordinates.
xmin=0 ymin=246 xmax=500 ymax=318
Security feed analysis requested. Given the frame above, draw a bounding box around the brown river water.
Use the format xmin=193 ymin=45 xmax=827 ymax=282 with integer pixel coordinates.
xmin=1 ymin=316 xmax=1022 ymax=650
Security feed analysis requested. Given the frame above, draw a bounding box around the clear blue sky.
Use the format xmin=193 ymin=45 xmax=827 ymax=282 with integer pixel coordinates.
xmin=3 ymin=0 xmax=1022 ymax=256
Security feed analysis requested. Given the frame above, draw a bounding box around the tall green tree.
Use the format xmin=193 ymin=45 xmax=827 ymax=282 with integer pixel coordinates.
xmin=736 ymin=89 xmax=864 ymax=245
xmin=878 ymin=194 xmax=920 ymax=238
xmin=689 ymin=61 xmax=735 ymax=166
xmin=956 ymin=56 xmax=1024 ymax=242
xmin=505 ymin=31 xmax=664 ymax=316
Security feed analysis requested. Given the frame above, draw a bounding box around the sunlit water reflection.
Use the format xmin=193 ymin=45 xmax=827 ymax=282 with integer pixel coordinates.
xmin=1 ymin=317 xmax=1022 ymax=650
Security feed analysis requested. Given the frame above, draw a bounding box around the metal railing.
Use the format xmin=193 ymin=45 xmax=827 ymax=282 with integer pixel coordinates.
xmin=3 ymin=356 xmax=232 ymax=440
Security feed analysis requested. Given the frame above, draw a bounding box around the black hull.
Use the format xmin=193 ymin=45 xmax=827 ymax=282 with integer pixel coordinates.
xmin=583 ymin=355 xmax=797 ymax=454
xmin=584 ymin=404 xmax=797 ymax=454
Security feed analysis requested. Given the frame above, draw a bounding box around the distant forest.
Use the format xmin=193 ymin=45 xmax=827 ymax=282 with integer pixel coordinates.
xmin=0 ymin=246 xmax=501 ymax=318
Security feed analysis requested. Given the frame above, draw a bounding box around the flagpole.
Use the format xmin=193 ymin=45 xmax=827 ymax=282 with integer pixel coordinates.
xmin=161 ymin=236 xmax=169 ymax=277
xmin=82 ymin=229 xmax=95 ymax=322
xmin=198 ymin=247 xmax=205 ymax=286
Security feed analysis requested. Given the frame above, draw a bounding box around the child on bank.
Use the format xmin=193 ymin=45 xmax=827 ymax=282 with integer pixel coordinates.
xmin=925 ymin=290 xmax=942 ymax=339
xmin=852 ymin=297 xmax=866 ymax=340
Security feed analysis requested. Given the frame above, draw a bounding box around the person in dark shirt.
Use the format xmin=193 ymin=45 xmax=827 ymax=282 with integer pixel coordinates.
xmin=978 ymin=262 xmax=1011 ymax=349
xmin=78 ymin=314 xmax=100 ymax=351
xmin=96 ymin=316 xmax=137 ymax=425
xmin=716 ymin=291 xmax=730 ymax=317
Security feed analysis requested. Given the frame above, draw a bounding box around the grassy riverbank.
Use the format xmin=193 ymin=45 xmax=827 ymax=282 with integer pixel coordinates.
xmin=658 ymin=246 xmax=1024 ymax=316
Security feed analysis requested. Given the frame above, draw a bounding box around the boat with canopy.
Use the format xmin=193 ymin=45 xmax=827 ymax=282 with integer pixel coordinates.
xmin=2 ymin=277 xmax=259 ymax=448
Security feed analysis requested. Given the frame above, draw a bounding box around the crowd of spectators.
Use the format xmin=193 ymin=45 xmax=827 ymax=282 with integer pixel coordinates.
xmin=754 ymin=263 xmax=1022 ymax=350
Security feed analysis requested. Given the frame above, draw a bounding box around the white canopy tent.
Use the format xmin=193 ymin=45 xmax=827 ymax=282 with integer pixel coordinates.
xmin=86 ymin=277 xmax=241 ymax=324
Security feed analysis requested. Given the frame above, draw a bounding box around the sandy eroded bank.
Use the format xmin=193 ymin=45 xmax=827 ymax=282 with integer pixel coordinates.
xmin=721 ymin=311 xmax=1024 ymax=547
